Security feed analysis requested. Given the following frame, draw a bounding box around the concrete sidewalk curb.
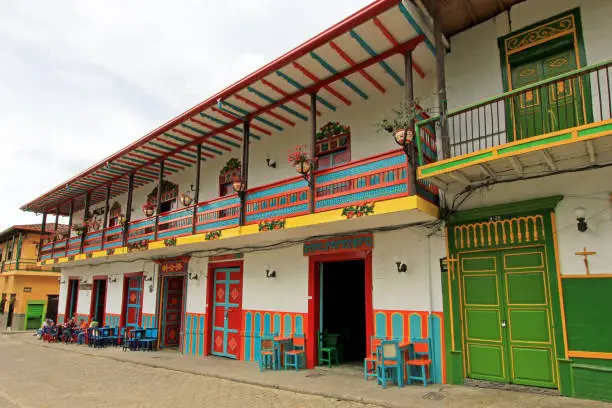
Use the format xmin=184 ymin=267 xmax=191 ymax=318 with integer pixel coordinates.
xmin=16 ymin=337 xmax=406 ymax=408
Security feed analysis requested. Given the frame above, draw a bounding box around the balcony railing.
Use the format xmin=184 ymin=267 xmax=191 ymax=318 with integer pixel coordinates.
xmin=416 ymin=60 xmax=612 ymax=162
xmin=41 ymin=147 xmax=437 ymax=261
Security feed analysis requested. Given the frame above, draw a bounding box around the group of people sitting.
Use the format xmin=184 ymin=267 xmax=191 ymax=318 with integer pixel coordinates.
xmin=36 ymin=316 xmax=99 ymax=344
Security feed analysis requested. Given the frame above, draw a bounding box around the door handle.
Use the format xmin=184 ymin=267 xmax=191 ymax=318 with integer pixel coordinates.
xmin=501 ymin=320 xmax=507 ymax=328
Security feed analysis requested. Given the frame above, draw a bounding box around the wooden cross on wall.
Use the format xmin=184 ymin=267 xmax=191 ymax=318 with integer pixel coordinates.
xmin=575 ymin=247 xmax=597 ymax=275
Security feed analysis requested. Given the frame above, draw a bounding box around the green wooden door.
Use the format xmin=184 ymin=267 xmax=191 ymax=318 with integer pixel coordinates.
xmin=461 ymin=247 xmax=557 ymax=388
xmin=511 ymin=49 xmax=584 ymax=140
xmin=25 ymin=303 xmax=44 ymax=330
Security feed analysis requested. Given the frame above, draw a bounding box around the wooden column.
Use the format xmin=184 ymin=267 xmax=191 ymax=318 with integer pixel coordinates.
xmin=53 ymin=207 xmax=60 ymax=237
xmin=80 ymin=192 xmax=91 ymax=253
xmin=66 ymin=200 xmax=74 ymax=256
xmin=192 ymin=144 xmax=202 ymax=234
xmin=15 ymin=233 xmax=23 ymax=270
xmin=239 ymin=121 xmax=250 ymax=226
xmin=123 ymin=174 xmax=135 ymax=247
xmin=37 ymin=212 xmax=47 ymax=261
xmin=405 ymin=50 xmax=417 ymax=196
xmin=309 ymin=93 xmax=317 ymax=213
xmin=101 ymin=184 xmax=111 ymax=249
xmin=434 ymin=6 xmax=450 ymax=159
xmin=154 ymin=160 xmax=165 ymax=241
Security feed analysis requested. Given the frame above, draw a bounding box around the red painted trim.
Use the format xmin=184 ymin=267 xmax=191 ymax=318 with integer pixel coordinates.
xmin=306 ymin=250 xmax=373 ymax=369
xmin=372 ymin=17 xmax=425 ymax=78
xmin=21 ymin=0 xmax=404 ymax=213
xmin=329 ymin=41 xmax=386 ymax=94
xmin=204 ymin=260 xmax=244 ymax=357
xmin=189 ymin=118 xmax=243 ymax=141
xmin=260 ymin=79 xmax=322 ymax=116
xmin=233 ymin=94 xmax=296 ymax=126
xmin=292 ymin=61 xmax=351 ymax=106
xmin=173 ymin=128 xmax=232 ymax=152
xmin=211 ymin=107 xmax=272 ymax=135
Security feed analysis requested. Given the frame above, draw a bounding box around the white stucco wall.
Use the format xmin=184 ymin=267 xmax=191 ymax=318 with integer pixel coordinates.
xmin=185 ymin=256 xmax=208 ymax=314
xmin=446 ymin=0 xmax=612 ymax=112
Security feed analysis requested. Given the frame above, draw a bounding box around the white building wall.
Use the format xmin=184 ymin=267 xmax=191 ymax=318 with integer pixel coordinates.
xmin=185 ymin=256 xmax=208 ymax=314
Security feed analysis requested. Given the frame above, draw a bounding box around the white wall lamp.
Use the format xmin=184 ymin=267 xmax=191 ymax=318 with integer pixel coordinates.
xmin=108 ymin=276 xmax=117 ymax=283
xmin=265 ymin=265 xmax=276 ymax=279
xmin=575 ymin=207 xmax=588 ymax=232
xmin=188 ymin=272 xmax=199 ymax=280
xmin=144 ymin=274 xmax=153 ymax=282
xmin=265 ymin=154 xmax=277 ymax=168
xmin=80 ymin=277 xmax=89 ymax=284
xmin=396 ymin=261 xmax=407 ymax=273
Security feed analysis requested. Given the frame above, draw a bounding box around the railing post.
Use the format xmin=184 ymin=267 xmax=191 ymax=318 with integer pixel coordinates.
xmin=404 ymin=50 xmax=417 ymax=196
xmin=154 ymin=160 xmax=165 ymax=241
xmin=239 ymin=121 xmax=250 ymax=226
xmin=123 ymin=174 xmax=135 ymax=247
xmin=37 ymin=212 xmax=47 ymax=261
xmin=80 ymin=192 xmax=90 ymax=254
xmin=434 ymin=5 xmax=450 ymax=159
xmin=66 ymin=200 xmax=74 ymax=256
xmin=101 ymin=184 xmax=111 ymax=250
xmin=309 ymin=92 xmax=317 ymax=213
xmin=192 ymin=144 xmax=202 ymax=234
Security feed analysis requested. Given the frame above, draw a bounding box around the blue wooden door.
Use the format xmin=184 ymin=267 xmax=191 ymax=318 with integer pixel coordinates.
xmin=124 ymin=276 xmax=142 ymax=328
xmin=211 ymin=267 xmax=243 ymax=358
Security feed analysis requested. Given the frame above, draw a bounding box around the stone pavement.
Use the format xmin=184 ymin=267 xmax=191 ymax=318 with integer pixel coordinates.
xmin=6 ymin=333 xmax=612 ymax=408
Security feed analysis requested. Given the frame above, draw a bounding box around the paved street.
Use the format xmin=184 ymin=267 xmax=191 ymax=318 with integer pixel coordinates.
xmin=0 ymin=335 xmax=375 ymax=408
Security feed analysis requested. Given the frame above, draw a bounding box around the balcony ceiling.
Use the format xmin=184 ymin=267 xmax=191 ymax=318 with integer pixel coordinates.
xmin=418 ymin=0 xmax=527 ymax=37
xmin=21 ymin=0 xmax=438 ymax=217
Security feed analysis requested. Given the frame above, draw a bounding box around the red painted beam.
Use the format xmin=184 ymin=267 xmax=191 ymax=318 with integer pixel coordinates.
xmin=139 ymin=146 xmax=195 ymax=166
xmin=173 ymin=128 xmax=232 ymax=152
xmin=158 ymin=134 xmax=216 ymax=158
xmin=292 ymin=61 xmax=351 ymax=106
xmin=233 ymin=94 xmax=296 ymax=126
xmin=211 ymin=107 xmax=272 ymax=135
xmin=329 ymin=41 xmax=386 ymax=93
xmin=373 ymin=17 xmax=425 ymax=78
xmin=261 ymin=79 xmax=322 ymax=116
xmin=189 ymin=118 xmax=243 ymax=142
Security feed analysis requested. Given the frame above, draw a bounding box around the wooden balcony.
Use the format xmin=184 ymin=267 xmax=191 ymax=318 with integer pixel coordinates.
xmin=416 ymin=60 xmax=612 ymax=189
xmin=39 ymin=148 xmax=439 ymax=265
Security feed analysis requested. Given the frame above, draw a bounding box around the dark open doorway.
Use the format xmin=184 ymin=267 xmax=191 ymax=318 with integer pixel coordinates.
xmin=90 ymin=278 xmax=107 ymax=324
xmin=46 ymin=295 xmax=59 ymax=321
xmin=320 ymin=260 xmax=366 ymax=364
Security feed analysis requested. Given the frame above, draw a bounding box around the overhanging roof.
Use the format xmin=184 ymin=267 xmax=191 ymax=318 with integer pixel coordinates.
xmin=21 ymin=0 xmax=435 ymax=216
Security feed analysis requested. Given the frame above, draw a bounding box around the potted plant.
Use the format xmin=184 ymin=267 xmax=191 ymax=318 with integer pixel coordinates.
xmin=72 ymin=224 xmax=87 ymax=236
xmin=142 ymin=201 xmax=156 ymax=217
xmin=375 ymin=100 xmax=422 ymax=147
xmin=316 ymin=121 xmax=350 ymax=141
xmin=221 ymin=157 xmax=241 ymax=174
xmin=180 ymin=192 xmax=193 ymax=207
xmin=288 ymin=144 xmax=313 ymax=175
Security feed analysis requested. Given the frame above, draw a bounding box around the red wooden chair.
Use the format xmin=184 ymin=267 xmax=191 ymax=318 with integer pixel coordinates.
xmin=364 ymin=336 xmax=383 ymax=380
xmin=284 ymin=335 xmax=305 ymax=371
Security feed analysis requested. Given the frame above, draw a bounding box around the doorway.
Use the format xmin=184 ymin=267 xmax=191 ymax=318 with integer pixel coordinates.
xmin=210 ymin=265 xmax=243 ymax=359
xmin=460 ymin=246 xmax=557 ymax=388
xmin=160 ymin=275 xmax=185 ymax=349
xmin=90 ymin=278 xmax=107 ymax=324
xmin=65 ymin=279 xmax=79 ymax=319
xmin=121 ymin=274 xmax=143 ymax=329
xmin=46 ymin=295 xmax=58 ymax=321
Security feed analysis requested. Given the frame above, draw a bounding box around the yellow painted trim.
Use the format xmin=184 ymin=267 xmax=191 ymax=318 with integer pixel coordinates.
xmin=551 ymin=212 xmax=569 ymax=360
xmin=561 ymin=273 xmax=612 ymax=278
xmin=418 ymin=118 xmax=612 ymax=179
xmin=38 ymin=195 xmax=438 ymax=266
xmin=568 ymin=351 xmax=612 ymax=360
xmin=1 ymin=270 xmax=60 ymax=277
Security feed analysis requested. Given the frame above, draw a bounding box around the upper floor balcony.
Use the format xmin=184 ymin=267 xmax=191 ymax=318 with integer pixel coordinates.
xmin=416 ymin=60 xmax=612 ymax=190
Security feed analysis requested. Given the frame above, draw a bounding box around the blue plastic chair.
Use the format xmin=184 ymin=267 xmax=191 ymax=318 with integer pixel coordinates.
xmin=406 ymin=337 xmax=432 ymax=386
xmin=284 ymin=335 xmax=305 ymax=371
xmin=376 ymin=339 xmax=403 ymax=389
xmin=139 ymin=328 xmax=158 ymax=351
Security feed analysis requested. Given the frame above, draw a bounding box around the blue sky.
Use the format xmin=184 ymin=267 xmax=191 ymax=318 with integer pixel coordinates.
xmin=0 ymin=0 xmax=372 ymax=231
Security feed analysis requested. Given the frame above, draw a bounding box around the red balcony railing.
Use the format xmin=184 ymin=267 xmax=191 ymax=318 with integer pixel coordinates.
xmin=42 ymin=147 xmax=437 ymax=261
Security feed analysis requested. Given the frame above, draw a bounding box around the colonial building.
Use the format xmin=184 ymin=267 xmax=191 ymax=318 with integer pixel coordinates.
xmin=18 ymin=0 xmax=612 ymax=403
xmin=0 ymin=224 xmax=65 ymax=330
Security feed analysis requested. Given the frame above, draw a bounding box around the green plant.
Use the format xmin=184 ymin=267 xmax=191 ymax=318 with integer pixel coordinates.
xmin=147 ymin=180 xmax=178 ymax=202
xmin=375 ymin=100 xmax=422 ymax=135
xmin=221 ymin=158 xmax=241 ymax=173
xmin=205 ymin=230 xmax=222 ymax=240
xmin=316 ymin=121 xmax=350 ymax=140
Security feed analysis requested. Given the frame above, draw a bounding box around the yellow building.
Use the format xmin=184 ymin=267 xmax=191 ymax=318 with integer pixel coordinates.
xmin=0 ymin=224 xmax=65 ymax=330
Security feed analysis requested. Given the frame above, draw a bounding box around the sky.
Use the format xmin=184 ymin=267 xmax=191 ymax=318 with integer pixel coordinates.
xmin=0 ymin=0 xmax=372 ymax=231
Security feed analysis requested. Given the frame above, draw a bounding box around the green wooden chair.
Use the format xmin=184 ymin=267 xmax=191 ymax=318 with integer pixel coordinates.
xmin=318 ymin=331 xmax=340 ymax=367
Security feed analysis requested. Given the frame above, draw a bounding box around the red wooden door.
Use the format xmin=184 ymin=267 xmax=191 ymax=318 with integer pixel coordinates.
xmin=162 ymin=276 xmax=185 ymax=347
xmin=211 ymin=266 xmax=243 ymax=359
xmin=124 ymin=276 xmax=143 ymax=328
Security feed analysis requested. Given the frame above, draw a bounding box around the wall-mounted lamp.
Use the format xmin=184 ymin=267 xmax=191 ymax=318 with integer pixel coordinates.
xmin=149 ymin=284 xmax=154 ymax=293
xmin=108 ymin=276 xmax=117 ymax=283
xmin=575 ymin=207 xmax=588 ymax=232
xmin=80 ymin=278 xmax=89 ymax=284
xmin=396 ymin=261 xmax=407 ymax=273
xmin=144 ymin=274 xmax=153 ymax=282
xmin=265 ymin=154 xmax=277 ymax=168
xmin=265 ymin=265 xmax=276 ymax=279
xmin=188 ymin=272 xmax=199 ymax=280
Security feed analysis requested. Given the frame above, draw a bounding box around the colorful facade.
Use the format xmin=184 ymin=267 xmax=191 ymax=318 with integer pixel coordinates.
xmin=0 ymin=224 xmax=65 ymax=330
xmin=17 ymin=0 xmax=612 ymax=403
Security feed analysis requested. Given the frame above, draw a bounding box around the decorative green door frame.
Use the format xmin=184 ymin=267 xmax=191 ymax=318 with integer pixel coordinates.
xmin=442 ymin=196 xmax=573 ymax=394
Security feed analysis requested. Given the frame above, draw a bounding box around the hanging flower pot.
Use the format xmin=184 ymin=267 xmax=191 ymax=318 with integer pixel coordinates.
xmin=232 ymin=177 xmax=246 ymax=193
xmin=394 ymin=129 xmax=413 ymax=147
xmin=56 ymin=233 xmax=64 ymax=241
xmin=142 ymin=201 xmax=156 ymax=217
xmin=180 ymin=193 xmax=193 ymax=207
xmin=294 ymin=160 xmax=311 ymax=175
xmin=144 ymin=208 xmax=154 ymax=217
xmin=288 ymin=145 xmax=313 ymax=177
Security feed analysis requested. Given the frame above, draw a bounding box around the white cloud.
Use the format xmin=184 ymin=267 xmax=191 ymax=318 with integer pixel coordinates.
xmin=0 ymin=0 xmax=372 ymax=231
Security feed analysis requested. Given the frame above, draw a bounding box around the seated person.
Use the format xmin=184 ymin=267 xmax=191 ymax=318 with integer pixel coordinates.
xmin=77 ymin=319 xmax=89 ymax=344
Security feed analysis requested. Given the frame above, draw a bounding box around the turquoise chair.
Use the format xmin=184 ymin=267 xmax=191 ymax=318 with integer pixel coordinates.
xmin=258 ymin=337 xmax=276 ymax=371
xmin=364 ymin=336 xmax=383 ymax=380
xmin=284 ymin=334 xmax=305 ymax=371
xmin=376 ymin=339 xmax=403 ymax=389
xmin=406 ymin=337 xmax=432 ymax=386
xmin=318 ymin=332 xmax=340 ymax=368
